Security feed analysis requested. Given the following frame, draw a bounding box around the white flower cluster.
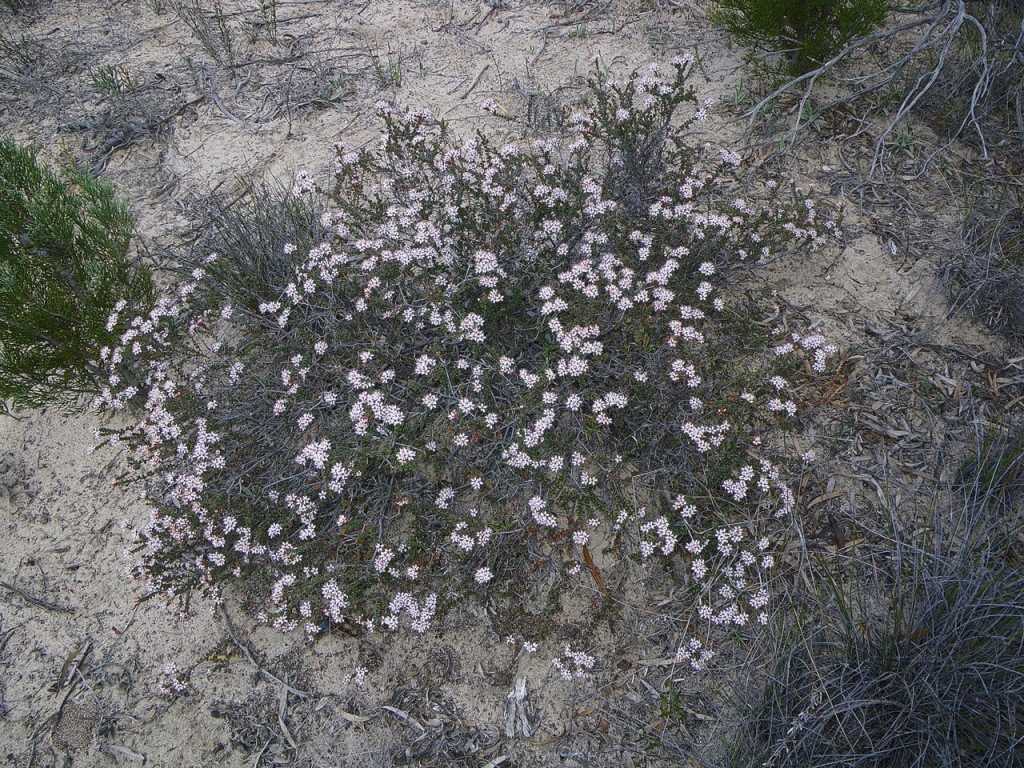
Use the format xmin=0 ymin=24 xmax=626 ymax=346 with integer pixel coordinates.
xmin=675 ymin=637 xmax=715 ymax=671
xmin=552 ymin=645 xmax=596 ymax=681
xmin=639 ymin=512 xmax=678 ymax=558
xmin=382 ymin=592 xmax=437 ymax=633
xmin=529 ymin=495 xmax=557 ymax=528
xmin=157 ymin=662 xmax=188 ymax=698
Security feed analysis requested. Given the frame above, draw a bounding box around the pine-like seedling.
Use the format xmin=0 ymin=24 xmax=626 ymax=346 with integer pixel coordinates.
xmin=0 ymin=140 xmax=152 ymax=412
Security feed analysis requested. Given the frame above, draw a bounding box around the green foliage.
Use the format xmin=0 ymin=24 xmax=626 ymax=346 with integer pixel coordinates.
xmin=90 ymin=64 xmax=140 ymax=100
xmin=0 ymin=139 xmax=153 ymax=412
xmin=367 ymin=42 xmax=405 ymax=90
xmin=0 ymin=30 xmax=42 ymax=81
xmin=710 ymin=0 xmax=888 ymax=75
xmin=174 ymin=0 xmax=239 ymax=68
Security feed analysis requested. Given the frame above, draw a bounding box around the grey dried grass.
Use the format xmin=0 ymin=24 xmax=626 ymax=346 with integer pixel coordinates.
xmin=947 ymin=182 xmax=1024 ymax=345
xmin=725 ymin=426 xmax=1024 ymax=768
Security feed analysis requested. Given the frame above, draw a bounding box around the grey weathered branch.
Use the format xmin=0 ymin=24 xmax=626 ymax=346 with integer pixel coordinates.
xmin=742 ymin=1 xmax=1023 ymax=174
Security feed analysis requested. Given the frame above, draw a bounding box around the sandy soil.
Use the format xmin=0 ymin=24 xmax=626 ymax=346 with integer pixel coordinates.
xmin=2 ymin=1 xmax=1021 ymax=767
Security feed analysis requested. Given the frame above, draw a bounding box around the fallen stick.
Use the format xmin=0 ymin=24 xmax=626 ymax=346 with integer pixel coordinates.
xmin=461 ymin=64 xmax=490 ymax=101
xmin=218 ymin=604 xmax=309 ymax=699
xmin=0 ymin=579 xmax=73 ymax=613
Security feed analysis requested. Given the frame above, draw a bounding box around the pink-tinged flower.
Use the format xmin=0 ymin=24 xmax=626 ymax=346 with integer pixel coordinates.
xmin=528 ymin=495 xmax=556 ymax=527
xmin=296 ymin=439 xmax=330 ymax=469
xmin=552 ymin=645 xmax=596 ymax=681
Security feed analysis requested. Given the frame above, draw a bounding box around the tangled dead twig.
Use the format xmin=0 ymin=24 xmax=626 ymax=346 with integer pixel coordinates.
xmin=743 ymin=1 xmax=1024 ymax=175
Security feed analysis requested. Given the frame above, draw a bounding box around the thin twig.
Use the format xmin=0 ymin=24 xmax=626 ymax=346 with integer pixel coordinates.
xmin=461 ymin=64 xmax=490 ymax=101
xmin=210 ymin=88 xmax=257 ymax=134
xmin=446 ymin=75 xmax=469 ymax=95
xmin=0 ymin=579 xmax=73 ymax=613
xmin=198 ymin=64 xmax=257 ymax=134
xmin=529 ymin=28 xmax=548 ymax=69
xmin=218 ymin=604 xmax=309 ymax=698
xmin=278 ymin=682 xmax=300 ymax=750
xmin=53 ymin=641 xmax=92 ymax=694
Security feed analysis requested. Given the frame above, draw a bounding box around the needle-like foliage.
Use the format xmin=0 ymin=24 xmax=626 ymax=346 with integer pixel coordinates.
xmin=0 ymin=139 xmax=152 ymax=413
xmin=709 ymin=0 xmax=887 ymax=75
xmin=97 ymin=61 xmax=836 ymax=645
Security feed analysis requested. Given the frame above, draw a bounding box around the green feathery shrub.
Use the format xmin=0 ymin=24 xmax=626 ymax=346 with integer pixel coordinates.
xmin=0 ymin=139 xmax=153 ymax=412
xmin=711 ymin=0 xmax=888 ymax=75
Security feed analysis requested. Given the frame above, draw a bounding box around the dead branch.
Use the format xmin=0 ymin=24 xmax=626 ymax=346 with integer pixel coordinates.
xmin=742 ymin=1 xmax=1024 ymax=174
xmin=0 ymin=578 xmax=73 ymax=613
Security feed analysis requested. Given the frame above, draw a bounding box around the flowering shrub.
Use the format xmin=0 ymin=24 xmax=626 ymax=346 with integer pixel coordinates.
xmin=97 ymin=59 xmax=835 ymax=648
